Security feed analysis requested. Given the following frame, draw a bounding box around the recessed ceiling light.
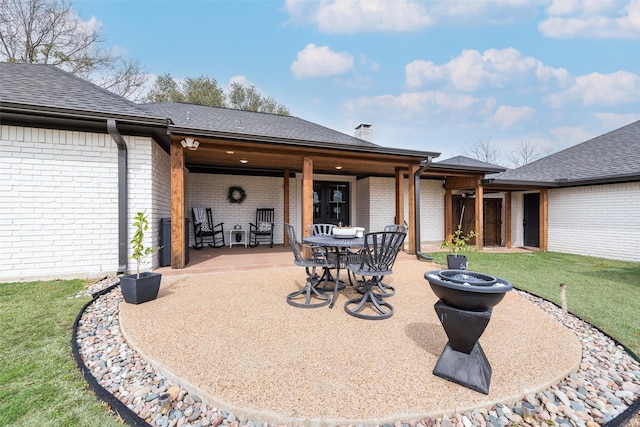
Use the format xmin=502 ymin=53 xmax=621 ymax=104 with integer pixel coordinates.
xmin=240 ymin=159 xmax=248 ymax=164
xmin=335 ymin=166 xmax=343 ymax=170
xmin=226 ymin=151 xmax=234 ymax=154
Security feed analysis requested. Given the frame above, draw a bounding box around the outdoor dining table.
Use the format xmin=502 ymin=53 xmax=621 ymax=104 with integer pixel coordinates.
xmin=303 ymin=234 xmax=365 ymax=308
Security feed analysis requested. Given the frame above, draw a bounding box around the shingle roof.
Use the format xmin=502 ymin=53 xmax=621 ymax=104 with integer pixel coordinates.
xmin=487 ymin=120 xmax=640 ymax=186
xmin=139 ymin=102 xmax=381 ymax=148
xmin=435 ymin=155 xmax=507 ymax=173
xmin=0 ymin=62 xmax=156 ymax=119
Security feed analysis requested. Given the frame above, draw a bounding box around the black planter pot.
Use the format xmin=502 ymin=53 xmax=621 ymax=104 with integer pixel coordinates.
xmin=120 ymin=272 xmax=162 ymax=304
xmin=446 ymin=254 xmax=467 ymax=270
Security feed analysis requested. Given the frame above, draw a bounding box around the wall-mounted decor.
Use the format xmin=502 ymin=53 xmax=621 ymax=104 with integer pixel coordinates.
xmin=227 ymin=186 xmax=247 ymax=204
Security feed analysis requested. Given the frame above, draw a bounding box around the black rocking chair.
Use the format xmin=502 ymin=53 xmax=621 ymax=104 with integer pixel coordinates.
xmin=345 ymin=231 xmax=406 ymax=320
xmin=192 ymin=207 xmax=225 ymax=249
xmin=249 ymin=208 xmax=275 ymax=247
xmin=284 ymin=223 xmax=335 ymax=308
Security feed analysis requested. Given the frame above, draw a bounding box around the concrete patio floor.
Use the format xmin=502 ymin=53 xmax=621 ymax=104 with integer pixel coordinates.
xmin=126 ymin=244 xmax=585 ymax=426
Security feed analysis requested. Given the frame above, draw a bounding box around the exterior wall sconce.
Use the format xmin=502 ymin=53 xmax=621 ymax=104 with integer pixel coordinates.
xmin=181 ymin=138 xmax=200 ymax=151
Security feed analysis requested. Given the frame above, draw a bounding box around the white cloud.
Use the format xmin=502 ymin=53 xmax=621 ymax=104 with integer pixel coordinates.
xmin=285 ymin=0 xmax=541 ymax=33
xmin=286 ymin=0 xmax=433 ymax=33
xmin=405 ymin=48 xmax=571 ymax=92
xmin=539 ymin=0 xmax=640 ymax=39
xmin=343 ymin=90 xmax=492 ymax=122
xmin=545 ymin=71 xmax=640 ymax=107
xmin=489 ymin=105 xmax=536 ymax=129
xmin=595 ymin=112 xmax=640 ymax=128
xmin=291 ymin=44 xmax=354 ymax=79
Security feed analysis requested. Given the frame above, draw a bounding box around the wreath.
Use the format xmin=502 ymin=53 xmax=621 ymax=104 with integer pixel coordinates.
xmin=227 ymin=186 xmax=247 ymax=204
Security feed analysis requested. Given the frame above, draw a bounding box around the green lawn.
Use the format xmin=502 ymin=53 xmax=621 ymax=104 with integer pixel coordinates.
xmin=0 ymin=280 xmax=123 ymax=427
xmin=1 ymin=251 xmax=638 ymax=425
xmin=427 ymin=251 xmax=640 ymax=356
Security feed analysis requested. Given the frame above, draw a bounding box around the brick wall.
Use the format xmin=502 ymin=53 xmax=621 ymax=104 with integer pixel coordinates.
xmin=356 ymin=177 xmax=444 ymax=244
xmin=548 ymin=183 xmax=640 ymax=262
xmin=0 ymin=126 xmax=146 ymax=280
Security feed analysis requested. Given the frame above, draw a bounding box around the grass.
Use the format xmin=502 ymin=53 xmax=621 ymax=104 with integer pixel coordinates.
xmin=427 ymin=250 xmax=640 ymax=356
xmin=0 ymin=279 xmax=123 ymax=427
xmin=0 ymin=251 xmax=638 ymax=425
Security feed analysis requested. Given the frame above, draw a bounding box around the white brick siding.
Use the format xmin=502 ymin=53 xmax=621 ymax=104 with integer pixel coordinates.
xmin=355 ymin=177 xmax=444 ymax=244
xmin=0 ymin=125 xmax=164 ymax=281
xmin=186 ymin=174 xmax=286 ymax=246
xmin=548 ymin=183 xmax=640 ymax=262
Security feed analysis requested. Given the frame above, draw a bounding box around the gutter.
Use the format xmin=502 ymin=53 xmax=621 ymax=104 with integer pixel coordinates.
xmin=107 ymin=119 xmax=128 ymax=274
xmin=414 ymin=157 xmax=433 ymax=262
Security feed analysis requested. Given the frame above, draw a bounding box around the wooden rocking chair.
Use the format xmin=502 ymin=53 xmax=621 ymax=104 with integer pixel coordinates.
xmin=192 ymin=207 xmax=225 ymax=249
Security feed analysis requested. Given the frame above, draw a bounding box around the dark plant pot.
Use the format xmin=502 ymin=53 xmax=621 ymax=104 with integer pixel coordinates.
xmin=120 ymin=272 xmax=162 ymax=304
xmin=235 ymin=232 xmax=242 ymax=242
xmin=447 ymin=254 xmax=467 ymax=270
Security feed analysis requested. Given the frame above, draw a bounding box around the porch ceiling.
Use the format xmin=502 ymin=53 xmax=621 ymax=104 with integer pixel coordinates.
xmin=180 ymin=137 xmax=432 ymax=176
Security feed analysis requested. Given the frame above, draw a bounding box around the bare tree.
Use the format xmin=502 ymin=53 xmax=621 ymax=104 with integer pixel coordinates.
xmin=0 ymin=0 xmax=147 ymax=99
xmin=507 ymin=139 xmax=552 ymax=168
xmin=463 ymin=137 xmax=501 ymax=165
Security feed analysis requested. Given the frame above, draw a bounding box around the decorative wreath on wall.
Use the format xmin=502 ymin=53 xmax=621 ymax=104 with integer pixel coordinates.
xmin=227 ymin=186 xmax=247 ymax=204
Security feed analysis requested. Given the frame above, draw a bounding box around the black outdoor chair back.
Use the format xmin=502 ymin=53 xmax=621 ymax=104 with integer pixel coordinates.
xmin=309 ymin=223 xmax=335 ymax=236
xmin=249 ymin=208 xmax=275 ymax=247
xmin=191 ymin=207 xmax=225 ymax=249
xmin=356 ymin=231 xmax=406 ymax=275
xmin=383 ymin=224 xmax=407 ymax=234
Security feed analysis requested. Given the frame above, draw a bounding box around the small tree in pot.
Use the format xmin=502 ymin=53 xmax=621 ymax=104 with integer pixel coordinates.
xmin=441 ymin=225 xmax=476 ymax=270
xmin=120 ymin=211 xmax=163 ymax=304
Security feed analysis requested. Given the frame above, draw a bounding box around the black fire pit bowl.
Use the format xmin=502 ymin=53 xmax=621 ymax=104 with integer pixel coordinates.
xmin=424 ymin=269 xmax=512 ymax=312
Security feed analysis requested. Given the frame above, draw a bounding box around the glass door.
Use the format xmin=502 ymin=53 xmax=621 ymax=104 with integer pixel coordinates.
xmin=313 ymin=181 xmax=350 ymax=225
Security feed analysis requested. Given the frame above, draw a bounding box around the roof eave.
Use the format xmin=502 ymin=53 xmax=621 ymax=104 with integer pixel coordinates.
xmin=0 ymin=101 xmax=168 ymax=127
xmin=169 ymin=127 xmax=440 ymax=159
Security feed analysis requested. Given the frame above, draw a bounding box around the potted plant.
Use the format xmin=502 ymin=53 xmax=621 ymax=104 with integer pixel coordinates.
xmin=441 ymin=225 xmax=477 ymax=270
xmin=120 ymin=211 xmax=162 ymax=304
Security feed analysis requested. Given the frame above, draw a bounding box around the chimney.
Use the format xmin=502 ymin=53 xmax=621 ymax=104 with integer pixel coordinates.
xmin=355 ymin=123 xmax=372 ymax=142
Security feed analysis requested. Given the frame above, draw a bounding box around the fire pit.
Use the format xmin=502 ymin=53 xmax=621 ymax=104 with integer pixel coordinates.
xmin=424 ymin=269 xmax=512 ymax=394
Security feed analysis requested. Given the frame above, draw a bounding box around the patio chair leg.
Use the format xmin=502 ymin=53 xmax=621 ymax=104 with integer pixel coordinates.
xmin=344 ymin=282 xmax=394 ymax=320
xmin=286 ymin=279 xmax=330 ymax=308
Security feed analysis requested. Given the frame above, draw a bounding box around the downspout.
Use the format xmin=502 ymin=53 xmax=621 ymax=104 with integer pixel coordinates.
xmin=107 ymin=119 xmax=128 ymax=274
xmin=414 ymin=157 xmax=433 ymax=261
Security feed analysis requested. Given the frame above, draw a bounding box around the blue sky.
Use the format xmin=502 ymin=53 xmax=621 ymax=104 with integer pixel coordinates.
xmin=75 ymin=0 xmax=640 ymax=164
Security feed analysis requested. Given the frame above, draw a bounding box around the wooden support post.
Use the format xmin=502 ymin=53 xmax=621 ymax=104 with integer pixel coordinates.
xmin=444 ymin=188 xmax=453 ymax=241
xmin=395 ymin=168 xmax=405 ymax=226
xmin=505 ymin=192 xmax=512 ymax=248
xmin=170 ymin=141 xmax=185 ymax=269
xmin=408 ymin=163 xmax=418 ymax=255
xmin=302 ymin=158 xmax=313 ymax=239
xmin=560 ymin=283 xmax=567 ymax=314
xmin=540 ymin=188 xmax=548 ymax=252
xmin=283 ymin=168 xmax=290 ymax=247
xmin=475 ymin=181 xmax=484 ymax=251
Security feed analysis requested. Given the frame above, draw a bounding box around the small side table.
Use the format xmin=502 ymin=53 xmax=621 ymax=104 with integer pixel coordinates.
xmin=229 ymin=228 xmax=247 ymax=248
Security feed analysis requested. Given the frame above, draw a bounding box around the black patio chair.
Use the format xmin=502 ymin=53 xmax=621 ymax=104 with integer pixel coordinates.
xmin=384 ymin=224 xmax=407 ymax=233
xmin=345 ymin=231 xmax=406 ymax=320
xmin=249 ymin=208 xmax=274 ymax=247
xmin=284 ymin=223 xmax=336 ymax=308
xmin=192 ymin=207 xmax=225 ymax=249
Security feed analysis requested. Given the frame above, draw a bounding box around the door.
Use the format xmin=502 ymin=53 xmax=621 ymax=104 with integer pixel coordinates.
xmin=483 ymin=199 xmax=502 ymax=247
xmin=313 ymin=181 xmax=350 ymax=225
xmin=523 ymin=193 xmax=540 ymax=247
